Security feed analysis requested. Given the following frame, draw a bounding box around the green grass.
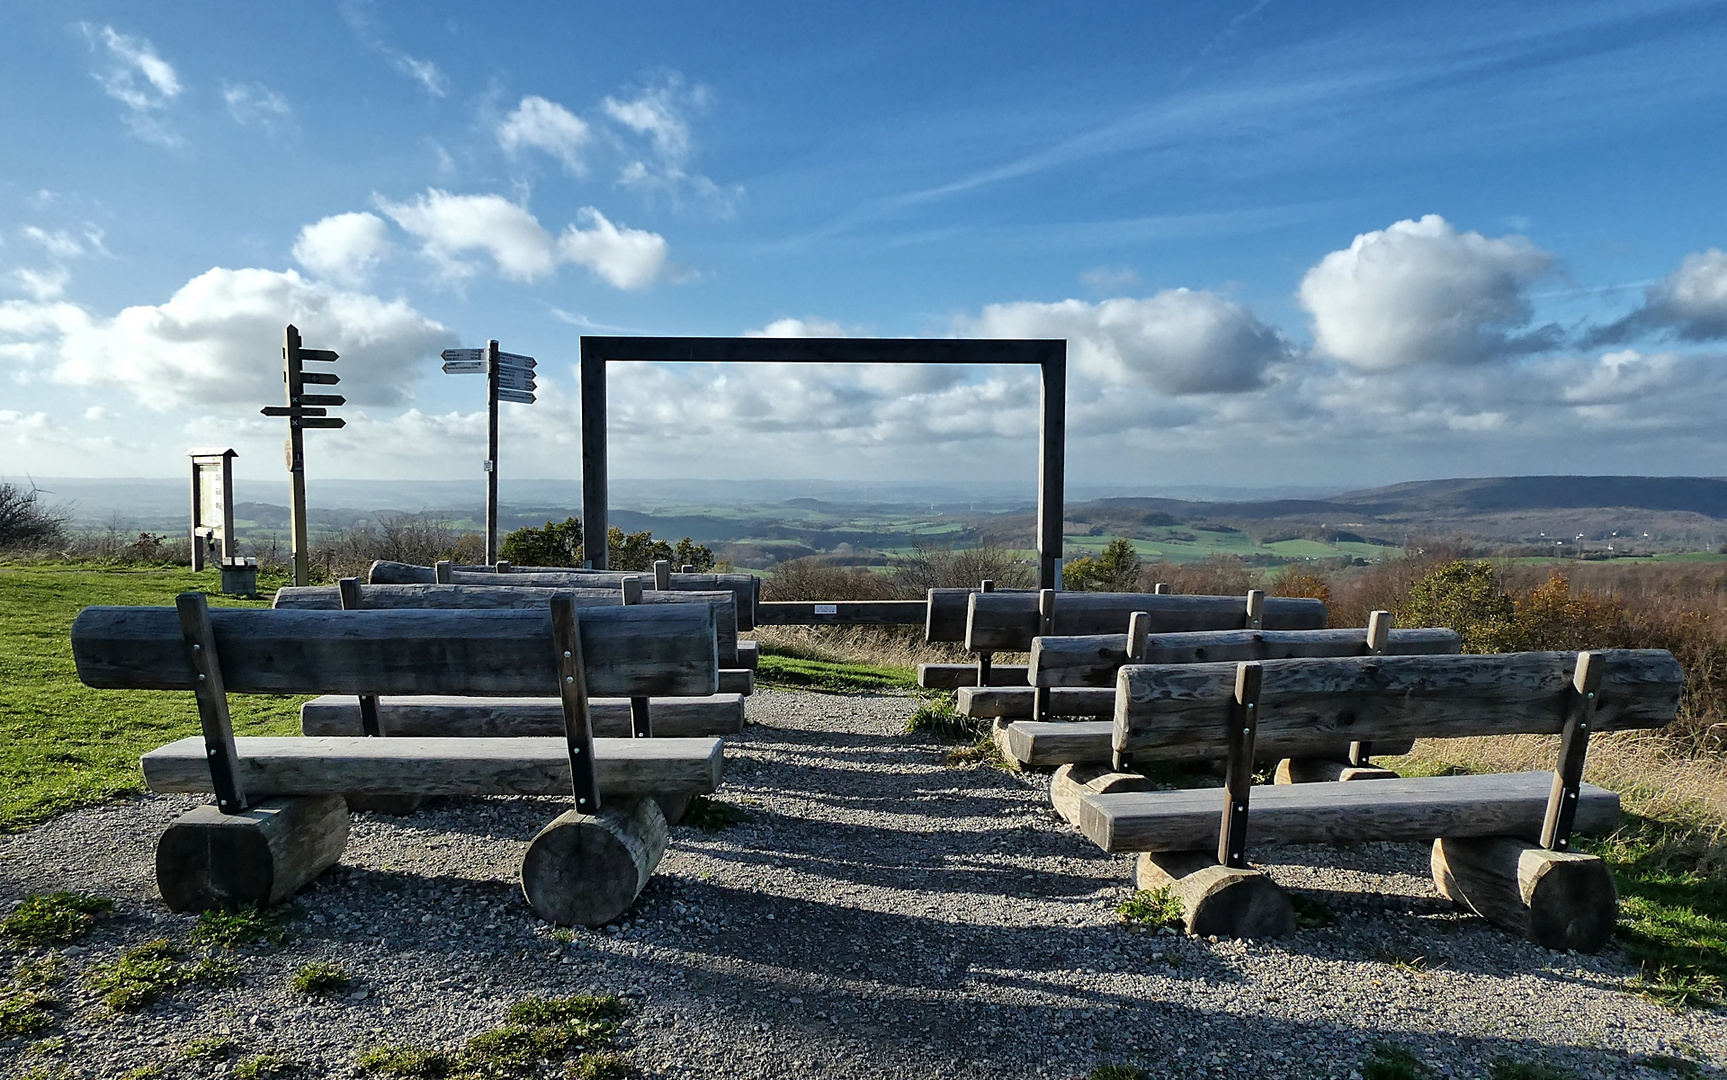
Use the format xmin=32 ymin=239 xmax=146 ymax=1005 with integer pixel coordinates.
xmin=232 ymin=1053 xmax=295 ymax=1080
xmin=84 ymin=939 xmax=235 ymax=1011
xmin=1488 ymin=1057 xmax=1577 ymax=1080
xmin=0 ymin=987 xmax=57 ymax=1035
xmin=1361 ymin=1041 xmax=1431 ymax=1080
xmin=181 ymin=1036 xmax=237 ymax=1060
xmin=189 ymin=905 xmax=290 ymax=949
xmin=755 ymin=652 xmax=918 ymax=694
xmin=904 ymin=691 xmax=985 ymax=743
xmin=0 ymin=564 xmax=301 ymax=830
xmin=290 ymin=961 xmax=352 ymax=995
xmin=1114 ymin=887 xmax=1184 ymax=930
xmin=1 ymin=891 xmax=113 ymax=945
xmin=358 ymin=995 xmax=626 ymax=1078
xmin=680 ymin=795 xmax=749 ymax=833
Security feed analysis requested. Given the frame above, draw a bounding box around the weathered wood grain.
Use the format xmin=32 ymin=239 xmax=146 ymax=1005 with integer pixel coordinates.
xmin=275 ymin=584 xmax=740 ymax=667
xmin=141 ymin=736 xmax=725 ymax=797
xmin=925 ymin=587 xmax=1034 ymax=643
xmin=155 ymin=795 xmax=349 ymax=912
xmin=1432 ymin=836 xmax=1618 ymax=952
xmin=72 ymin=605 xmax=718 ymax=699
xmin=300 ymin=694 xmax=746 ymax=738
xmin=917 ymin=662 xmax=1030 ymax=690
xmin=366 ymin=561 xmax=760 ymax=630
xmin=736 ymin=641 xmax=760 ymax=670
xmin=1030 ymin=627 xmax=1463 ymax=687
xmin=520 ymin=798 xmax=668 ymax=927
xmin=1114 ymin=650 xmax=1683 ymax=757
xmin=965 ymin=592 xmax=1328 ymax=653
xmin=718 ymin=669 xmax=753 ymax=696
xmin=1001 ymin=721 xmax=1416 ymax=769
xmin=1077 ymin=772 xmax=1621 ymax=853
xmin=1133 ymin=850 xmax=1295 ymax=939
xmin=955 ymin=686 xmax=1115 ymax=719
xmin=1049 ymin=763 xmax=1157 ymax=825
xmin=755 ymin=600 xmax=928 ymax=626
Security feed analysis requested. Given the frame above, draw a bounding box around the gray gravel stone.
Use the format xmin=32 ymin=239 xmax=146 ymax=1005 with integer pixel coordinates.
xmin=0 ymin=687 xmax=1721 ymax=1078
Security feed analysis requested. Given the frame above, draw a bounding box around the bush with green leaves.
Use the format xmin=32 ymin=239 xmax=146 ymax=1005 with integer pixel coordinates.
xmin=499 ymin=517 xmax=584 ymax=568
xmin=1398 ymin=560 xmax=1518 ymax=653
xmin=1063 ymin=538 xmax=1142 ymax=592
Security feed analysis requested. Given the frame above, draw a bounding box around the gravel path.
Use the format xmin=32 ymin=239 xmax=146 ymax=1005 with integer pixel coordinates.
xmin=0 ymin=688 xmax=1722 ymax=1079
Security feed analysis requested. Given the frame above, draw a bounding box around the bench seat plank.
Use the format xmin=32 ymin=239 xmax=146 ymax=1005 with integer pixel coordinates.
xmin=957 ymin=686 xmax=1114 ymax=719
xmin=300 ymin=695 xmax=746 ymax=738
xmin=142 ymin=736 xmax=724 ymax=797
xmin=1002 ymin=721 xmax=1415 ymax=769
xmin=1077 ymin=772 xmax=1620 ymax=853
xmin=1031 ymin=627 xmax=1462 ymax=687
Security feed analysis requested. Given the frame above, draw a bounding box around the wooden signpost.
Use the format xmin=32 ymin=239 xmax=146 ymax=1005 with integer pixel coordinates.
xmin=443 ymin=340 xmax=537 ymax=563
xmin=261 ymin=325 xmax=345 ymax=587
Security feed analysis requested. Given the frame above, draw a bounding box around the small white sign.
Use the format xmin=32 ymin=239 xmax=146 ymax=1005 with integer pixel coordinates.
xmin=813 ymin=603 xmax=838 ymax=615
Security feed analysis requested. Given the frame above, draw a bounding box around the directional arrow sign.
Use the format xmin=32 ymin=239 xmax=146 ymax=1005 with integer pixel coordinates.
xmin=299 ymin=394 xmax=346 ymax=406
xmin=442 ymin=360 xmax=486 ymax=374
xmin=262 ymin=406 xmax=327 ymax=417
xmin=300 ymin=371 xmax=340 ymax=385
xmin=296 ymin=417 xmax=347 ymax=429
xmin=299 ymin=348 xmax=340 ymax=362
xmin=496 ymin=352 xmax=536 ymax=368
xmin=497 ymin=388 xmax=536 ymax=405
xmin=441 ymin=348 xmax=485 ymax=364
xmin=496 ymin=371 xmax=537 ymax=392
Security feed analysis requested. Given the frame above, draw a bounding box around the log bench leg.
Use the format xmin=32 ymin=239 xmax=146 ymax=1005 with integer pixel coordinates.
xmin=521 ymin=798 xmax=669 ymax=927
xmin=653 ymin=795 xmax=691 ymax=827
xmin=1050 ymin=763 xmax=1156 ymax=826
xmin=1274 ymin=758 xmax=1400 ymax=784
xmin=1133 ymin=850 xmax=1295 ymax=939
xmin=156 ymin=796 xmax=349 ymax=912
xmin=1431 ymin=837 xmax=1618 ymax=953
xmin=344 ymin=794 xmax=425 ymax=816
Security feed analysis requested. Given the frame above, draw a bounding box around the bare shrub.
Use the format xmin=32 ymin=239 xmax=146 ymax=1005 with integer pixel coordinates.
xmin=0 ymin=483 xmax=68 ymax=551
xmin=308 ymin=515 xmax=483 ymax=582
xmin=889 ymin=543 xmax=1034 ymax=594
xmin=762 ymin=557 xmax=901 ymax=602
xmin=1141 ymin=555 xmax=1255 ymax=598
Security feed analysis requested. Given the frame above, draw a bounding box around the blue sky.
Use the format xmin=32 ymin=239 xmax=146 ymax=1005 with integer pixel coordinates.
xmin=4 ymin=0 xmax=1727 ymax=494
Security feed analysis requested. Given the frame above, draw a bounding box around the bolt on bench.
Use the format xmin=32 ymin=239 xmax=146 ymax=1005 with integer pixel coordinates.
xmin=71 ymin=593 xmax=724 ymax=926
xmin=1074 ymin=648 xmax=1683 ymax=949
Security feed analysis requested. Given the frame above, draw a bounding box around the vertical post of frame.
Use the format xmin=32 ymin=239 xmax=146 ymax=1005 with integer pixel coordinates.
xmin=975 ymin=578 xmax=994 ymax=688
xmin=175 ymin=593 xmax=248 ymax=815
xmin=485 ymin=339 xmax=501 ymax=566
xmin=1542 ymin=651 xmax=1601 ymax=852
xmin=1218 ymin=661 xmax=1262 ymax=869
xmin=579 ymin=339 xmax=609 ymax=570
xmin=550 ymin=595 xmax=601 ymax=815
xmin=1037 ymin=349 xmax=1066 ymax=593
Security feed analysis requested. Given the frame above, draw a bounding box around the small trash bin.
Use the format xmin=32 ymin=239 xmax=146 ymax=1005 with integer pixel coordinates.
xmin=220 ymin=557 xmax=258 ymax=597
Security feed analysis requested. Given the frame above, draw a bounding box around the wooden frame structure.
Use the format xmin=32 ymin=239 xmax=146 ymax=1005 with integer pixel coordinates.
xmin=579 ymin=337 xmax=1069 ymax=591
xmin=188 ymin=448 xmax=238 ymax=572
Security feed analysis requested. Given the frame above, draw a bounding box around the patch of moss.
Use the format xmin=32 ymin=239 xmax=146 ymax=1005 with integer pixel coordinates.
xmin=84 ymin=939 xmax=232 ymax=1011
xmin=357 ymin=994 xmax=627 ymax=1078
xmin=232 ymin=1053 xmax=296 ymax=1080
xmin=681 ymin=796 xmax=749 ymax=833
xmin=190 ymin=905 xmax=289 ymax=949
xmin=0 ymin=987 xmax=57 ymax=1035
xmin=1115 ymin=887 xmax=1183 ymax=930
xmin=290 ymin=961 xmax=351 ymax=996
xmin=182 ymin=1036 xmax=237 ymax=1059
xmin=1 ymin=892 xmax=113 ymax=946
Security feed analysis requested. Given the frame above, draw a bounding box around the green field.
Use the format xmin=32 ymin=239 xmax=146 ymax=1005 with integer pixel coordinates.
xmin=0 ymin=564 xmax=304 ymax=831
xmin=1059 ymin=528 xmax=1400 ymax=565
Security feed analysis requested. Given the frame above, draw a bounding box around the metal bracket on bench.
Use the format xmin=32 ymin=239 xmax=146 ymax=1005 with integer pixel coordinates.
xmin=1218 ymin=661 xmax=1262 ymax=869
xmin=1349 ymin=609 xmax=1392 ymax=767
xmin=1542 ymin=651 xmax=1601 ymax=852
xmin=975 ymin=578 xmax=995 ymax=688
xmin=176 ymin=592 xmax=249 ymax=815
xmin=550 ymin=595 xmax=602 ymax=814
xmin=619 ymin=577 xmax=652 ymax=738
xmin=337 ymin=577 xmax=382 ymax=738
xmin=1031 ymin=589 xmax=1055 ymax=722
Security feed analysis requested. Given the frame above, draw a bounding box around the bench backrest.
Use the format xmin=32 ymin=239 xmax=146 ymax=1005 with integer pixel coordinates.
xmin=1032 ymin=626 xmax=1462 ymax=687
xmin=273 ymin=583 xmax=740 ymax=664
xmin=965 ymin=591 xmax=1328 ymax=653
xmin=1112 ymin=649 xmax=1683 ymax=759
xmin=367 ymin=560 xmax=760 ymax=630
xmin=71 ymin=604 xmax=719 ymax=699
xmin=926 ymin=587 xmax=1037 ymax=642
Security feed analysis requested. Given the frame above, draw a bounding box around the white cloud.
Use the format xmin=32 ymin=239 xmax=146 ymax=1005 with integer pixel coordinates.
xmin=745 ymin=318 xmax=848 ymax=338
xmin=81 ymin=24 xmax=182 ymax=144
xmin=959 ymin=290 xmax=1289 ymax=394
xmin=0 ymin=267 xmax=452 ymax=409
xmin=497 ymin=96 xmax=591 ymax=175
xmin=23 ymin=227 xmax=86 ymax=260
xmin=339 ymin=1 xmax=448 ymax=97
xmin=1298 ymin=214 xmax=1556 ymax=370
xmin=1591 ymin=248 xmax=1727 ymax=344
xmin=292 ymin=212 xmax=393 ymax=285
xmin=603 ymin=74 xmax=739 ymax=212
xmin=8 ymin=268 xmax=70 ymax=301
xmin=223 ymin=83 xmax=292 ymax=128
xmin=377 ymin=190 xmax=668 ymax=290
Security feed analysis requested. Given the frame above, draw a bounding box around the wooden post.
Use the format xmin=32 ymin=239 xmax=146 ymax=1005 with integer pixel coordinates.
xmin=653 ymin=560 xmax=671 ymax=591
xmin=336 ymin=579 xmax=382 ymax=739
xmin=495 ymin=560 xmax=511 ymax=574
xmin=1037 ymin=351 xmax=1066 ymax=592
xmin=1126 ymin=611 xmax=1150 ymax=662
xmin=435 ymin=560 xmax=453 ymax=585
xmin=1218 ymin=662 xmax=1261 ymax=869
xmin=1542 ymin=651 xmax=1602 ymax=852
xmin=1433 ymin=837 xmax=1617 ymax=952
xmin=1153 ymin=583 xmax=1169 ymax=595
xmin=1244 ymin=589 xmax=1265 ymax=631
xmin=485 ymin=339 xmax=500 ymax=565
xmin=1350 ymin=609 xmax=1393 ymax=767
xmin=976 ymin=579 xmax=995 ymax=688
xmin=284 ymin=326 xmax=311 ymax=587
xmin=175 ymin=593 xmax=247 ymax=814
xmin=156 ymin=795 xmax=349 ymax=912
xmin=1135 ymin=850 xmax=1294 ymax=939
xmin=680 ymin=564 xmax=694 ymax=574
xmin=619 ymin=579 xmax=651 ymax=739
xmin=580 ymin=341 xmax=608 ymax=569
xmin=549 ymin=596 xmax=601 ymax=814
xmin=1032 ymin=589 xmax=1055 ymax=721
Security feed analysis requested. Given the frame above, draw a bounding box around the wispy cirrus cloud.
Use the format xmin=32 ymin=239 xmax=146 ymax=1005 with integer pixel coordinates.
xmin=79 ymin=24 xmax=183 ymax=145
xmin=340 ymin=0 xmax=449 ymax=97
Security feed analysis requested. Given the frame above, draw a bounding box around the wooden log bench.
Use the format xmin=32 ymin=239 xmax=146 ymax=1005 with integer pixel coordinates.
xmin=916 ymin=662 xmax=1029 ymax=690
xmin=71 ymin=596 xmax=723 ymax=926
xmin=1072 ymin=649 xmax=1683 ymax=948
xmin=1012 ymin=611 xmax=1459 ymax=771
